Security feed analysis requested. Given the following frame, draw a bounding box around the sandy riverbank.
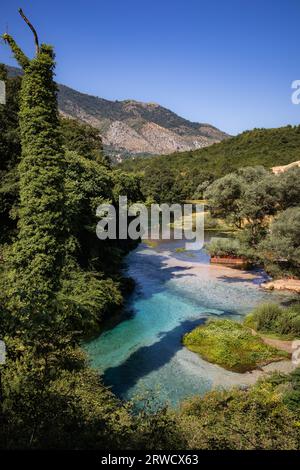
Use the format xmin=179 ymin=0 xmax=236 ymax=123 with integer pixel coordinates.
xmin=159 ymin=249 xmax=267 ymax=285
xmin=160 ymin=249 xmax=300 ymax=294
xmin=262 ymin=279 xmax=300 ymax=294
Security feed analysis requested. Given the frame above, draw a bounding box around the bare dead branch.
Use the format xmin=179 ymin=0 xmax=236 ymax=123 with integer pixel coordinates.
xmin=18 ymin=8 xmax=39 ymax=55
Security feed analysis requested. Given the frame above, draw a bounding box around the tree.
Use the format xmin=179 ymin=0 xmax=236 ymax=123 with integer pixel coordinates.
xmin=238 ymin=174 xmax=281 ymax=245
xmin=205 ymin=173 xmax=244 ymax=227
xmin=2 ymin=13 xmax=66 ymax=337
xmin=258 ymin=207 xmax=300 ymax=276
xmin=205 ymin=167 xmax=282 ymax=245
xmin=60 ymin=117 xmax=110 ymax=167
xmin=278 ymin=166 xmax=300 ymax=210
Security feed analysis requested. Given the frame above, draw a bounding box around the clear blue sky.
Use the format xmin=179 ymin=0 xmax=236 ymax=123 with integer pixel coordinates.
xmin=1 ymin=0 xmax=300 ymax=135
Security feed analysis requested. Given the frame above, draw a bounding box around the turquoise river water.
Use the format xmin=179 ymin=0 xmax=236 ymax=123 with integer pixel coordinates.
xmin=86 ymin=235 xmax=290 ymax=407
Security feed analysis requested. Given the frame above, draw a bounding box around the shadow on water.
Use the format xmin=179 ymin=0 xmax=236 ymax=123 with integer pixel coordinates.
xmin=128 ymin=250 xmax=197 ymax=301
xmin=216 ymin=274 xmax=266 ymax=285
xmin=215 ymin=266 xmax=270 ymax=285
xmin=103 ymin=310 xmax=239 ymax=398
xmin=127 ymin=249 xmax=258 ymax=317
xmin=103 ymin=317 xmax=206 ymax=396
xmin=96 ymin=249 xmax=197 ymax=334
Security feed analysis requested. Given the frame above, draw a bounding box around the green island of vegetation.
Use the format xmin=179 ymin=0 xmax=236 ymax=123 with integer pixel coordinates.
xmin=184 ymin=303 xmax=300 ymax=373
xmin=183 ymin=318 xmax=289 ymax=373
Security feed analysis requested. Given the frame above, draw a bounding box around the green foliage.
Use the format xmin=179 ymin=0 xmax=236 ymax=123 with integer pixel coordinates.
xmin=112 ymin=169 xmax=144 ymax=204
xmin=183 ymin=319 xmax=288 ymax=372
xmin=205 ymin=173 xmax=245 ymax=227
xmin=239 ymin=174 xmax=281 ymax=223
xmin=179 ymin=380 xmax=300 ymax=449
xmin=0 ymin=67 xmax=141 ymax=337
xmin=205 ymin=167 xmax=281 ymax=240
xmin=278 ymin=167 xmax=300 ymax=210
xmin=283 ymin=368 xmax=300 ymax=411
xmin=0 ymin=66 xmax=21 ymax=243
xmin=2 ymin=34 xmax=30 ymax=69
xmin=120 ymin=126 xmax=300 ymax=202
xmin=0 ymin=28 xmax=164 ymax=451
xmin=206 ymin=237 xmax=244 ymax=257
xmin=58 ymin=265 xmax=123 ymax=335
xmin=245 ymin=303 xmax=300 ymax=338
xmin=132 ymin=404 xmax=186 ymax=450
xmin=205 ymin=165 xmax=300 ymax=274
xmin=60 ymin=117 xmax=110 ymax=167
xmin=258 ymin=207 xmax=300 ymax=276
xmin=0 ymin=338 xmax=134 ymax=449
xmin=2 ymin=41 xmax=66 ymax=329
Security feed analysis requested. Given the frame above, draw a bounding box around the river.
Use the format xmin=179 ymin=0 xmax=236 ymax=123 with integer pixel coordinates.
xmin=86 ymin=234 xmax=291 ymax=407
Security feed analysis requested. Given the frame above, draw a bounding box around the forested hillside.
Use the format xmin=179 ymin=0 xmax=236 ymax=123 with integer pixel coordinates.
xmin=120 ymin=126 xmax=300 ymax=202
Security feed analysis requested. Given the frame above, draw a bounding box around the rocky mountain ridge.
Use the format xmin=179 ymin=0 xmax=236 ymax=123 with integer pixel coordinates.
xmin=5 ymin=65 xmax=228 ymax=159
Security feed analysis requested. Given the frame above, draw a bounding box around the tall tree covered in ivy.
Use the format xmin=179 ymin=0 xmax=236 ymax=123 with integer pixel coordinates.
xmin=2 ymin=12 xmax=66 ymax=338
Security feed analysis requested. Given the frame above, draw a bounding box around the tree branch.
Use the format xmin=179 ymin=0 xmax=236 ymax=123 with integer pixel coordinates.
xmin=2 ymin=33 xmax=30 ymax=69
xmin=18 ymin=8 xmax=40 ymax=55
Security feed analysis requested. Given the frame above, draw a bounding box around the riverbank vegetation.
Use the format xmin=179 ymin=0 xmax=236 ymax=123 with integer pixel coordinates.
xmin=121 ymin=124 xmax=300 ymax=279
xmin=245 ymin=303 xmax=300 ymax=339
xmin=205 ymin=238 xmax=249 ymax=258
xmin=183 ymin=319 xmax=288 ymax=372
xmin=204 ymin=165 xmax=300 ymax=278
xmin=179 ymin=370 xmax=300 ymax=449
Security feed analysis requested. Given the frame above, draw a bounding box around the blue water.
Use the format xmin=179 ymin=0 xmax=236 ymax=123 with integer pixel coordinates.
xmin=86 ymin=236 xmax=289 ymax=406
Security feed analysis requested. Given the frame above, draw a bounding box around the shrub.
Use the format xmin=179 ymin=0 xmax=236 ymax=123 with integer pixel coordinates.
xmin=206 ymin=237 xmax=245 ymax=258
xmin=246 ymin=303 xmax=300 ymax=338
xmin=178 ymin=381 xmax=300 ymax=449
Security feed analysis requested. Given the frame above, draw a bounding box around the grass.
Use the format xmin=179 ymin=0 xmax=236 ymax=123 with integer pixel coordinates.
xmin=169 ymin=210 xmax=234 ymax=232
xmin=183 ymin=319 xmax=289 ymax=373
xmin=175 ymin=247 xmax=186 ymax=253
xmin=143 ymin=239 xmax=159 ymax=248
xmin=174 ymin=247 xmax=196 ymax=257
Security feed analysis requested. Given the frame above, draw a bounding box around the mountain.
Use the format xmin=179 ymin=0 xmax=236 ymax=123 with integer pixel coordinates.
xmin=4 ymin=65 xmax=228 ymax=160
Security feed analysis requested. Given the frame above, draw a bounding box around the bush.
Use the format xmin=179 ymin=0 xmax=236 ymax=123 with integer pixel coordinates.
xmin=206 ymin=237 xmax=246 ymax=258
xmin=245 ymin=303 xmax=300 ymax=338
xmin=178 ymin=381 xmax=300 ymax=449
